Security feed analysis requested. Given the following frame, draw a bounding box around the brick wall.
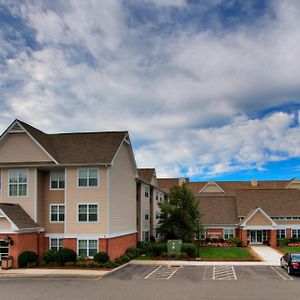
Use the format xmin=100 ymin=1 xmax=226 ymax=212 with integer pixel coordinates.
xmin=63 ymin=238 xmax=77 ymax=253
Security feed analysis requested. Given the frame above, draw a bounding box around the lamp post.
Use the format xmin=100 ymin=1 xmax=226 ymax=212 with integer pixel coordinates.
xmin=196 ymin=216 xmax=200 ymax=258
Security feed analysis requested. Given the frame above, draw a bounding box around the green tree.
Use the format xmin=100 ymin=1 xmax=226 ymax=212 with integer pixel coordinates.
xmin=157 ymin=184 xmax=200 ymax=242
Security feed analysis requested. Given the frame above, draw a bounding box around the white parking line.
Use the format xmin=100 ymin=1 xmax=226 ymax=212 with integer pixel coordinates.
xmin=270 ymin=267 xmax=294 ymax=280
xmin=213 ymin=266 xmax=237 ymax=280
xmin=144 ymin=266 xmax=179 ymax=280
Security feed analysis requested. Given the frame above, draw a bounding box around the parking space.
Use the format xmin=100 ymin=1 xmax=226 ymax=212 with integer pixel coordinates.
xmin=108 ymin=264 xmax=300 ymax=282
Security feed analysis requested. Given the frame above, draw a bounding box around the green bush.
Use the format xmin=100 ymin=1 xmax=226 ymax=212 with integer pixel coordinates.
xmin=65 ymin=262 xmax=75 ymax=267
xmin=57 ymin=248 xmax=77 ymax=266
xmin=180 ymin=252 xmax=189 ymax=259
xmin=94 ymin=252 xmax=110 ymax=264
xmin=102 ymin=262 xmax=113 ymax=268
xmin=125 ymin=247 xmax=139 ymax=259
xmin=277 ymin=238 xmax=290 ymax=246
xmin=137 ymin=241 xmax=154 ymax=252
xmin=43 ymin=249 xmax=59 ymax=264
xmin=181 ymin=243 xmax=196 ymax=258
xmin=152 ymin=243 xmax=167 ymax=257
xmin=18 ymin=251 xmax=38 ymax=268
xmin=227 ymin=237 xmax=243 ymax=247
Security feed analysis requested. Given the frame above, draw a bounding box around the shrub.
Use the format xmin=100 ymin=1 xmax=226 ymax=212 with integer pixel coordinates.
xmin=102 ymin=262 xmax=113 ymax=268
xmin=43 ymin=249 xmax=59 ymax=264
xmin=18 ymin=251 xmax=38 ymax=268
xmin=150 ymin=236 xmax=156 ymax=243
xmin=277 ymin=238 xmax=290 ymax=246
xmin=181 ymin=243 xmax=196 ymax=258
xmin=57 ymin=248 xmax=77 ymax=266
xmin=125 ymin=248 xmax=139 ymax=259
xmin=152 ymin=243 xmax=167 ymax=257
xmin=137 ymin=241 xmax=153 ymax=252
xmin=180 ymin=252 xmax=189 ymax=259
xmin=94 ymin=252 xmax=110 ymax=264
xmin=65 ymin=262 xmax=75 ymax=267
xmin=227 ymin=237 xmax=243 ymax=247
xmin=77 ymin=253 xmax=87 ymax=262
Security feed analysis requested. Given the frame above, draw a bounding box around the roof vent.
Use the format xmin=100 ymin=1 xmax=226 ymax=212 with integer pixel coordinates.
xmin=10 ymin=122 xmax=23 ymax=132
xmin=251 ymin=179 xmax=257 ymax=187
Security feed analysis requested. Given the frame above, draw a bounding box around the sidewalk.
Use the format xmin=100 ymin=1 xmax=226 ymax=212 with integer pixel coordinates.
xmin=250 ymin=245 xmax=282 ymax=266
xmin=0 ymin=268 xmax=109 ymax=279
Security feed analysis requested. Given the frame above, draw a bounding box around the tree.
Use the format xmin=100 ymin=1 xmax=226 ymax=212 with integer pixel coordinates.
xmin=157 ymin=184 xmax=200 ymax=242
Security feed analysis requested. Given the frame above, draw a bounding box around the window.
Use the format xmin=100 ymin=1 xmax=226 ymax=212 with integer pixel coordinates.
xmin=198 ymin=232 xmax=205 ymax=240
xmin=50 ymin=171 xmax=65 ymax=189
xmin=78 ymin=204 xmax=98 ymax=222
xmin=9 ymin=169 xmax=27 ymax=196
xmin=78 ymin=168 xmax=98 ymax=187
xmin=277 ymin=229 xmax=286 ymax=239
xmin=50 ymin=238 xmax=63 ymax=251
xmin=292 ymin=229 xmax=300 ymax=238
xmin=50 ymin=205 xmax=65 ymax=222
xmin=159 ymin=193 xmax=163 ymax=202
xmin=156 ymin=211 xmax=160 ymax=220
xmin=224 ymin=228 xmax=235 ymax=240
xmin=145 ymin=213 xmax=149 ymax=220
xmin=144 ymin=231 xmax=149 ymax=241
xmin=144 ymin=185 xmax=149 ymax=198
xmin=78 ymin=239 xmax=98 ymax=257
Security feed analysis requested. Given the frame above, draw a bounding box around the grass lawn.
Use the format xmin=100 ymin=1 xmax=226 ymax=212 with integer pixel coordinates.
xmin=136 ymin=252 xmax=155 ymax=260
xmin=279 ymin=246 xmax=300 ymax=254
xmin=199 ymin=247 xmax=253 ymax=260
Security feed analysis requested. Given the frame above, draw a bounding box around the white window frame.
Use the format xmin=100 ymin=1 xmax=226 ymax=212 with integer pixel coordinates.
xmin=224 ymin=228 xmax=235 ymax=240
xmin=50 ymin=204 xmax=65 ymax=223
xmin=50 ymin=171 xmax=65 ymax=190
xmin=8 ymin=169 xmax=28 ymax=197
xmin=77 ymin=203 xmax=99 ymax=223
xmin=77 ymin=168 xmax=99 ymax=188
xmin=276 ymin=229 xmax=286 ymax=239
xmin=49 ymin=238 xmax=63 ymax=251
xmin=77 ymin=239 xmax=98 ymax=258
xmin=144 ymin=185 xmax=149 ymax=198
xmin=292 ymin=229 xmax=300 ymax=238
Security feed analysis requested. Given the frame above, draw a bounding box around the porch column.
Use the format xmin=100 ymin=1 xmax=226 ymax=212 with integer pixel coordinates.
xmin=269 ymin=230 xmax=277 ymax=247
xmin=241 ymin=229 xmax=248 ymax=247
xmin=286 ymin=228 xmax=292 ymax=239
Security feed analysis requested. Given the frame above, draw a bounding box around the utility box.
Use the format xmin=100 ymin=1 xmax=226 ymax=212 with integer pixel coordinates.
xmin=167 ymin=240 xmax=182 ymax=254
xmin=1 ymin=256 xmax=13 ymax=270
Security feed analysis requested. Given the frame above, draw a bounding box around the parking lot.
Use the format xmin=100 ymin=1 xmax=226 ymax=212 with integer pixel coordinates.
xmin=1 ymin=265 xmax=300 ymax=300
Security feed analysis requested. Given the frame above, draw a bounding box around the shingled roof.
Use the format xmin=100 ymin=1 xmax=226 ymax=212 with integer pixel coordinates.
xmin=235 ymin=189 xmax=300 ymax=217
xmin=197 ymin=196 xmax=239 ymax=225
xmin=0 ymin=203 xmax=40 ymax=230
xmin=138 ymin=168 xmax=155 ymax=184
xmin=13 ymin=120 xmax=128 ymax=165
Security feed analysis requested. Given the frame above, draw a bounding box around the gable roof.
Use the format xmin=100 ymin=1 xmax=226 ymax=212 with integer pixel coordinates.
xmin=240 ymin=207 xmax=276 ymax=227
xmin=235 ymin=189 xmax=300 ymax=217
xmin=0 ymin=203 xmax=40 ymax=230
xmin=138 ymin=168 xmax=155 ymax=184
xmin=198 ymin=181 xmax=225 ymax=193
xmin=1 ymin=119 xmax=128 ymax=165
xmin=196 ymin=195 xmax=239 ymax=225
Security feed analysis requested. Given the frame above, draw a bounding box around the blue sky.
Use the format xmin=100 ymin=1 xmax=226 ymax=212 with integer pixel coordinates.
xmin=0 ymin=0 xmax=300 ymax=181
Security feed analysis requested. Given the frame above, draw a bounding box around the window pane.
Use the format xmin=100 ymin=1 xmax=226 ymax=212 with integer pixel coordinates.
xmin=19 ymin=184 xmax=27 ymax=196
xmin=19 ymin=170 xmax=27 ymax=183
xmin=79 ymin=169 xmax=88 ymax=178
xmin=88 ymin=213 xmax=97 ymax=222
xmin=9 ymin=184 xmax=18 ymax=196
xmin=79 ymin=205 xmax=87 ymax=213
xmin=58 ymin=239 xmax=63 ymax=249
xmin=79 ymin=178 xmax=88 ymax=187
xmin=59 ymin=180 xmax=65 ymax=189
xmin=59 ymin=206 xmax=65 ymax=222
xmin=51 ymin=181 xmax=58 ymax=189
xmin=9 ymin=171 xmax=18 ymax=183
xmin=88 ymin=178 xmax=98 ymax=186
xmin=89 ymin=205 xmax=97 ymax=213
xmin=79 ymin=240 xmax=87 ymax=248
xmin=89 ymin=169 xmax=98 ymax=178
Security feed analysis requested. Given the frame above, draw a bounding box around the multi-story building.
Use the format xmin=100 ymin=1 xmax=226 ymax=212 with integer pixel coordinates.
xmin=158 ymin=178 xmax=300 ymax=247
xmin=136 ymin=168 xmax=164 ymax=241
xmin=0 ymin=119 xmax=137 ymax=266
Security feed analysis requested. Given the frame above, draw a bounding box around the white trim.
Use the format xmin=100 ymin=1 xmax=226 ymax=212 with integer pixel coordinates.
xmin=64 ymin=167 xmax=67 ymax=235
xmin=77 ymin=203 xmax=99 ymax=223
xmin=34 ymin=168 xmax=37 ymax=222
xmin=45 ymin=230 xmax=137 ymax=239
xmin=0 ymin=208 xmax=19 ymax=231
xmin=106 ymin=167 xmax=110 ymax=235
xmin=77 ymin=167 xmax=99 ymax=188
xmin=276 ymin=225 xmax=300 ymax=230
xmin=240 ymin=207 xmax=277 ymax=227
xmin=242 ymin=225 xmax=275 ymax=230
xmin=7 ymin=168 xmax=29 ymax=198
xmin=49 ymin=237 xmax=63 ymax=251
xmin=198 ymin=181 xmax=225 ymax=193
xmin=49 ymin=204 xmax=65 ymax=223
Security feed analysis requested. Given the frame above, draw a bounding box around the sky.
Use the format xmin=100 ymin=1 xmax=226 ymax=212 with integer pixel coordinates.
xmin=0 ymin=0 xmax=300 ymax=181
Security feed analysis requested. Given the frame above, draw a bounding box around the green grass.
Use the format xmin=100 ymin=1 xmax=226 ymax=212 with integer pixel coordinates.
xmin=280 ymin=246 xmax=300 ymax=254
xmin=198 ymin=247 xmax=253 ymax=260
xmin=136 ymin=252 xmax=155 ymax=260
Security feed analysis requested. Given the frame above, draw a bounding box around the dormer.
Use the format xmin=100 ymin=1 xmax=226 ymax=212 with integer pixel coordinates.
xmin=286 ymin=178 xmax=300 ymax=189
xmin=198 ymin=180 xmax=225 ymax=193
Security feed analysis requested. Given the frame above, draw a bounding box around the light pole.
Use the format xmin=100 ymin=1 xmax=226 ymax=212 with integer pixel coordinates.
xmin=197 ymin=216 xmax=200 ymax=258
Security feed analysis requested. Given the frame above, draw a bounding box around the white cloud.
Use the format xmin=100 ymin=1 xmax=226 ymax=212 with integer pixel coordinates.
xmin=0 ymin=0 xmax=300 ymax=178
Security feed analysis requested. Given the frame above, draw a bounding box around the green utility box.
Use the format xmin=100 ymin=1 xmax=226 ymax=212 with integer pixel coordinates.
xmin=167 ymin=240 xmax=182 ymax=254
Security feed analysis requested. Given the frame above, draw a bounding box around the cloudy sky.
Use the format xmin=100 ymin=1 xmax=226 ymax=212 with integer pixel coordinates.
xmin=1 ymin=0 xmax=300 ymax=181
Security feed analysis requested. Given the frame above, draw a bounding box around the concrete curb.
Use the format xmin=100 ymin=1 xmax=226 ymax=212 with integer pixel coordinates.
xmin=102 ymin=262 xmax=131 ymax=278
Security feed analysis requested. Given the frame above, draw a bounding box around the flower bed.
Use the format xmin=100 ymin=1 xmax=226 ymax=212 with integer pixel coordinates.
xmin=288 ymin=243 xmax=300 ymax=247
xmin=199 ymin=242 xmax=235 ymax=247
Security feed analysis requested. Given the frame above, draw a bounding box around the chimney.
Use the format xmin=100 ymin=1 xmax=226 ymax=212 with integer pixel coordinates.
xmin=251 ymin=179 xmax=257 ymax=187
xmin=179 ymin=178 xmax=188 ymax=186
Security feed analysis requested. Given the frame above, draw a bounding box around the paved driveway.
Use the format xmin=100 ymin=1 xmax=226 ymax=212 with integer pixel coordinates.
xmin=1 ymin=265 xmax=300 ymax=300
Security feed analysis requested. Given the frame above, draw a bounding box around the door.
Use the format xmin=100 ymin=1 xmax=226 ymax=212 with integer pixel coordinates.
xmin=248 ymin=231 xmax=264 ymax=244
xmin=0 ymin=240 xmax=9 ymax=260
